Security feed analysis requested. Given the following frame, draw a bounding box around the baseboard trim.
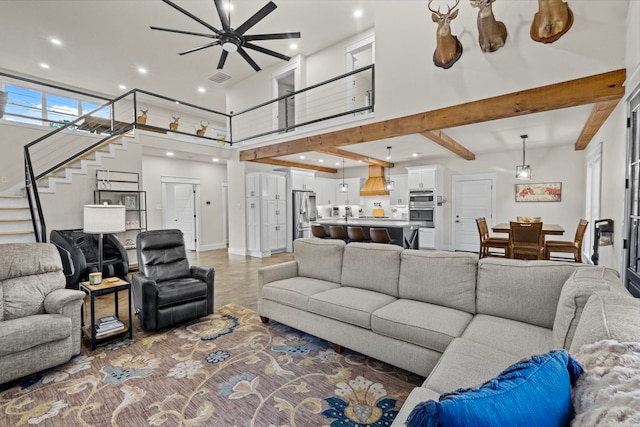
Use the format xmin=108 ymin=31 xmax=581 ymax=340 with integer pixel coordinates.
xmin=198 ymin=243 xmax=227 ymax=251
xmin=227 ymin=247 xmax=247 ymax=256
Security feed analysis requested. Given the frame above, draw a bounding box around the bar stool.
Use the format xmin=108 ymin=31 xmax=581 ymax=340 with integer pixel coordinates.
xmin=370 ymin=228 xmax=395 ymax=244
xmin=311 ymin=224 xmax=328 ymax=239
xmin=347 ymin=226 xmax=368 ymax=243
xmin=329 ymin=226 xmax=347 ymax=241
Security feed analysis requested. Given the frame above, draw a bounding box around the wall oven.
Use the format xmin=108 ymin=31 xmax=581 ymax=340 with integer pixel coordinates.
xmin=409 ymin=190 xmax=435 ymax=228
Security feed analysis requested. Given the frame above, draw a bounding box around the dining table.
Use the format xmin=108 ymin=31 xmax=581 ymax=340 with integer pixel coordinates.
xmin=492 ymin=222 xmax=565 ymax=236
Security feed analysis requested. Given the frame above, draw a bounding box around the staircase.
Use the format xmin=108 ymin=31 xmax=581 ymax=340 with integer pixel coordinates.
xmin=0 ymin=135 xmax=133 ymax=243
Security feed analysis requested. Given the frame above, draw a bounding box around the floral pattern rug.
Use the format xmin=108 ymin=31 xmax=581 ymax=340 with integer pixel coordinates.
xmin=0 ymin=304 xmax=423 ymax=426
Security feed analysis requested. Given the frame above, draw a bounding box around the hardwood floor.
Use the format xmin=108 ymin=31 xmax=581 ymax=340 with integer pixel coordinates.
xmin=85 ymin=249 xmax=294 ymax=342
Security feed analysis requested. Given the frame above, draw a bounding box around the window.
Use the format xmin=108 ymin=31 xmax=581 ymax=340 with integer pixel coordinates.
xmin=625 ymin=87 xmax=640 ymax=297
xmin=3 ymin=85 xmax=43 ymax=125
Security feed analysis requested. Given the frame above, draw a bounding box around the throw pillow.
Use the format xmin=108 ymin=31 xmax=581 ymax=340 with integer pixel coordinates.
xmin=406 ymin=349 xmax=583 ymax=427
xmin=572 ymin=340 xmax=640 ymax=426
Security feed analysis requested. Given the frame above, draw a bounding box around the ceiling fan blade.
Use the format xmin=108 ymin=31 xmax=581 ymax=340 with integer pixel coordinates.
xmin=178 ymin=41 xmax=221 ymax=56
xmin=235 ymin=1 xmax=277 ymax=35
xmin=160 ymin=0 xmax=223 ymax=35
xmin=244 ymin=42 xmax=291 ymax=61
xmin=150 ymin=26 xmax=218 ymax=39
xmin=213 ymin=0 xmax=231 ymax=32
xmin=237 ymin=48 xmax=261 ymax=71
xmin=244 ymin=32 xmax=301 ymax=41
xmin=217 ymin=50 xmax=229 ymax=69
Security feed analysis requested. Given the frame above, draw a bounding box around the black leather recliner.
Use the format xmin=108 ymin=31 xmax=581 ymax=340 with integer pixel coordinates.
xmin=132 ymin=229 xmax=214 ymax=331
xmin=50 ymin=229 xmax=129 ymax=288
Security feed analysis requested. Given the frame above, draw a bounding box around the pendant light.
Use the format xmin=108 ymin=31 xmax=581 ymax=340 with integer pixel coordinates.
xmin=515 ymin=134 xmax=531 ymax=180
xmin=385 ymin=146 xmax=395 ymax=191
xmin=338 ymin=157 xmax=348 ymax=192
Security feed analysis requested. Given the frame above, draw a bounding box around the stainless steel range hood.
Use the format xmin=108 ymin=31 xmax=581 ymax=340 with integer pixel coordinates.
xmin=360 ymin=165 xmax=390 ymax=196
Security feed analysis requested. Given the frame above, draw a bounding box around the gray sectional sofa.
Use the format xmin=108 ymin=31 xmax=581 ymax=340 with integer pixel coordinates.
xmin=257 ymin=238 xmax=639 ymax=424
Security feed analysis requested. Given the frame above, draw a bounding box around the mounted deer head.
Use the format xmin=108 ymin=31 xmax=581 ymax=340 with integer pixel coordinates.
xmin=169 ymin=114 xmax=180 ymax=131
xmin=196 ymin=120 xmax=209 ymax=136
xmin=428 ymin=0 xmax=463 ymax=69
xmin=470 ymin=0 xmax=507 ymax=52
xmin=530 ymin=0 xmax=573 ymax=43
xmin=136 ymin=108 xmax=148 ymax=124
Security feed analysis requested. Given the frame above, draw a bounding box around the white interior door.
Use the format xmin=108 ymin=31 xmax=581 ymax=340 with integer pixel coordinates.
xmin=162 ymin=177 xmax=200 ymax=251
xmin=452 ymin=175 xmax=496 ymax=253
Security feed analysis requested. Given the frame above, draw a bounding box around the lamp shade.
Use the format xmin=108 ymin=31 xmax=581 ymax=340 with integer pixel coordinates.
xmin=83 ymin=205 xmax=126 ymax=234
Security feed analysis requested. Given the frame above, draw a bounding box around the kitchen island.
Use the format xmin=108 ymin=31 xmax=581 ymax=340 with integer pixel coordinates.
xmin=313 ymin=218 xmax=422 ymax=249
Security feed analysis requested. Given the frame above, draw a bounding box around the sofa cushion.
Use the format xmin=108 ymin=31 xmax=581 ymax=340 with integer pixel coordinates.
xmin=424 ymin=338 xmax=525 ymax=394
xmin=476 ymin=258 xmax=581 ymax=328
xmin=462 ymin=314 xmax=554 ymax=358
xmin=398 ymin=250 xmax=477 ymax=314
xmin=309 ymin=287 xmax=396 ymax=329
xmin=261 ymin=277 xmax=342 ymax=311
xmin=553 ymin=266 xmax=624 ymax=350
xmin=371 ymin=299 xmax=473 ymax=353
xmin=569 ymin=291 xmax=640 ymax=354
xmin=340 ymin=243 xmax=403 ymax=297
xmin=294 ymin=238 xmax=345 ymax=284
xmin=407 ymin=350 xmax=583 ymax=427
xmin=0 ymin=314 xmax=71 ymax=357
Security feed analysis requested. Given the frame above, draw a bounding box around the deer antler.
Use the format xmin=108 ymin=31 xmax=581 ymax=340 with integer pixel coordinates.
xmin=171 ymin=114 xmax=180 ymax=121
xmin=200 ymin=120 xmax=210 ymax=128
xmin=447 ymin=0 xmax=461 ymax=14
xmin=427 ymin=0 xmax=441 ymax=15
xmin=140 ymin=108 xmax=148 ymax=113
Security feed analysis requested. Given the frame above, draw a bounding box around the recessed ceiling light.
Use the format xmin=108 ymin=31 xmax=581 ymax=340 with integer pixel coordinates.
xmin=290 ymin=43 xmax=298 ymax=50
xmin=412 ymin=152 xmax=419 ymax=157
xmin=40 ymin=63 xmax=50 ymax=69
xmin=50 ymin=38 xmax=62 ymax=46
xmin=319 ymin=159 xmax=324 ymax=163
xmin=138 ymin=67 xmax=147 ymax=74
xmin=223 ymin=3 xmax=234 ymax=11
xmin=299 ymin=155 xmax=305 ymax=159
xmin=212 ymin=157 xmax=219 ymax=162
xmin=175 ymin=101 xmax=180 ymax=104
xmin=336 ymin=162 xmax=340 ymax=166
xmin=358 ymin=160 xmax=362 ymax=163
xmin=353 ymin=9 xmax=363 ymax=18
xmin=198 ymin=87 xmax=206 ymax=93
xmin=118 ymin=84 xmax=126 ymax=90
xmin=166 ymin=152 xmax=174 ymax=156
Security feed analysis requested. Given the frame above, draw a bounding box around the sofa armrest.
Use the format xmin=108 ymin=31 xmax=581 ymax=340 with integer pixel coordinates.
xmin=258 ymin=261 xmax=298 ymax=291
xmin=44 ymin=289 xmax=85 ymax=355
xmin=391 ymin=387 xmax=441 ymax=427
xmin=191 ymin=265 xmax=215 ymax=314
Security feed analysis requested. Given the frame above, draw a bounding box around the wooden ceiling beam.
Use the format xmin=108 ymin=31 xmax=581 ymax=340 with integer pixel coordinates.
xmin=574 ymin=100 xmax=620 ymax=150
xmin=251 ymin=158 xmax=338 ymax=174
xmin=316 ymin=147 xmax=393 ymax=168
xmin=240 ymin=69 xmax=625 ymax=161
xmin=419 ymin=130 xmax=476 ymax=160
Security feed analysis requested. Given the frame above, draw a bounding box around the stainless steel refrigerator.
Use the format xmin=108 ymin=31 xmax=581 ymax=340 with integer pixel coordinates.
xmin=293 ymin=191 xmax=317 ymax=240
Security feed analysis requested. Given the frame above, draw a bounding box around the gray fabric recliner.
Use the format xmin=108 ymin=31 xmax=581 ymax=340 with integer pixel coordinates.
xmin=131 ymin=229 xmax=214 ymax=331
xmin=0 ymin=243 xmax=86 ymax=384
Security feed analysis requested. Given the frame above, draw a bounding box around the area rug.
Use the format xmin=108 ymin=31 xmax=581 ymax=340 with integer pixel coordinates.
xmin=0 ymin=304 xmax=424 ymax=426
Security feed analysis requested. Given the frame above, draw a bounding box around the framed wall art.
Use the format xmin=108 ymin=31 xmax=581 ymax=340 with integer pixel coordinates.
xmin=515 ymin=182 xmax=562 ymax=202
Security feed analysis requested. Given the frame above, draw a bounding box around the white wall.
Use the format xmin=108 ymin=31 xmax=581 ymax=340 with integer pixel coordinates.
xmin=142 ymin=155 xmax=227 ymax=250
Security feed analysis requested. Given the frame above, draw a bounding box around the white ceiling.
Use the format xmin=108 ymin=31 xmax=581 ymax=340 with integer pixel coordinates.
xmin=0 ymin=0 xmax=630 ymax=169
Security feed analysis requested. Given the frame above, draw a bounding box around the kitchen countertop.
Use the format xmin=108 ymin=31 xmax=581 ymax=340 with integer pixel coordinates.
xmin=314 ymin=218 xmax=422 ymax=227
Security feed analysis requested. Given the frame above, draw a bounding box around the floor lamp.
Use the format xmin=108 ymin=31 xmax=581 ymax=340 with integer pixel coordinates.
xmin=83 ymin=204 xmax=126 ymax=279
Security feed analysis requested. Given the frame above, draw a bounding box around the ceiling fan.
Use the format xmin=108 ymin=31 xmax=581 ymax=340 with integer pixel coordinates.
xmin=151 ymin=0 xmax=300 ymax=72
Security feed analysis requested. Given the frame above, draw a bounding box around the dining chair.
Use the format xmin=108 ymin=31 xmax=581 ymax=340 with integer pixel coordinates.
xmin=476 ymin=217 xmax=509 ymax=258
xmin=370 ymin=228 xmax=395 ymax=244
xmin=544 ymin=219 xmax=589 ymax=263
xmin=347 ymin=226 xmax=368 ymax=243
xmin=312 ymin=224 xmax=328 ymax=239
xmin=509 ymin=221 xmax=545 ymax=260
xmin=329 ymin=225 xmax=347 ymax=241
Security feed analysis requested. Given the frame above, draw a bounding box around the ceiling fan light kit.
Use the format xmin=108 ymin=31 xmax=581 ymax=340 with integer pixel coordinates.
xmin=152 ymin=0 xmax=300 ymax=72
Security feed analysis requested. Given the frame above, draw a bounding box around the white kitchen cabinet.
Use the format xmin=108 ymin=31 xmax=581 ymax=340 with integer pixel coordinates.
xmin=262 ymin=173 xmax=286 ymax=200
xmin=389 ymin=175 xmax=408 ymax=205
xmin=315 ymin=178 xmax=336 ymax=205
xmin=407 ymin=167 xmax=436 ymax=190
xmin=335 ymin=178 xmax=361 ymax=205
xmin=263 ymin=198 xmax=287 ymax=251
xmin=246 ymin=173 xmax=260 ymax=198
xmin=291 ymin=170 xmax=315 ymax=191
xmin=419 ymin=228 xmax=435 ymax=249
xmin=245 ymin=171 xmax=288 ymax=257
xmin=246 ymin=197 xmax=261 ymax=253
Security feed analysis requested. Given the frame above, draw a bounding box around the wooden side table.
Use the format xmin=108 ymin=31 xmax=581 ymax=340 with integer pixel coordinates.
xmin=79 ymin=278 xmax=133 ymax=350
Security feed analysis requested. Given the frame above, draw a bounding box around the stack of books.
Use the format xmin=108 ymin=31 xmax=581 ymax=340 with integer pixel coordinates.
xmin=95 ymin=316 xmax=125 ymax=337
